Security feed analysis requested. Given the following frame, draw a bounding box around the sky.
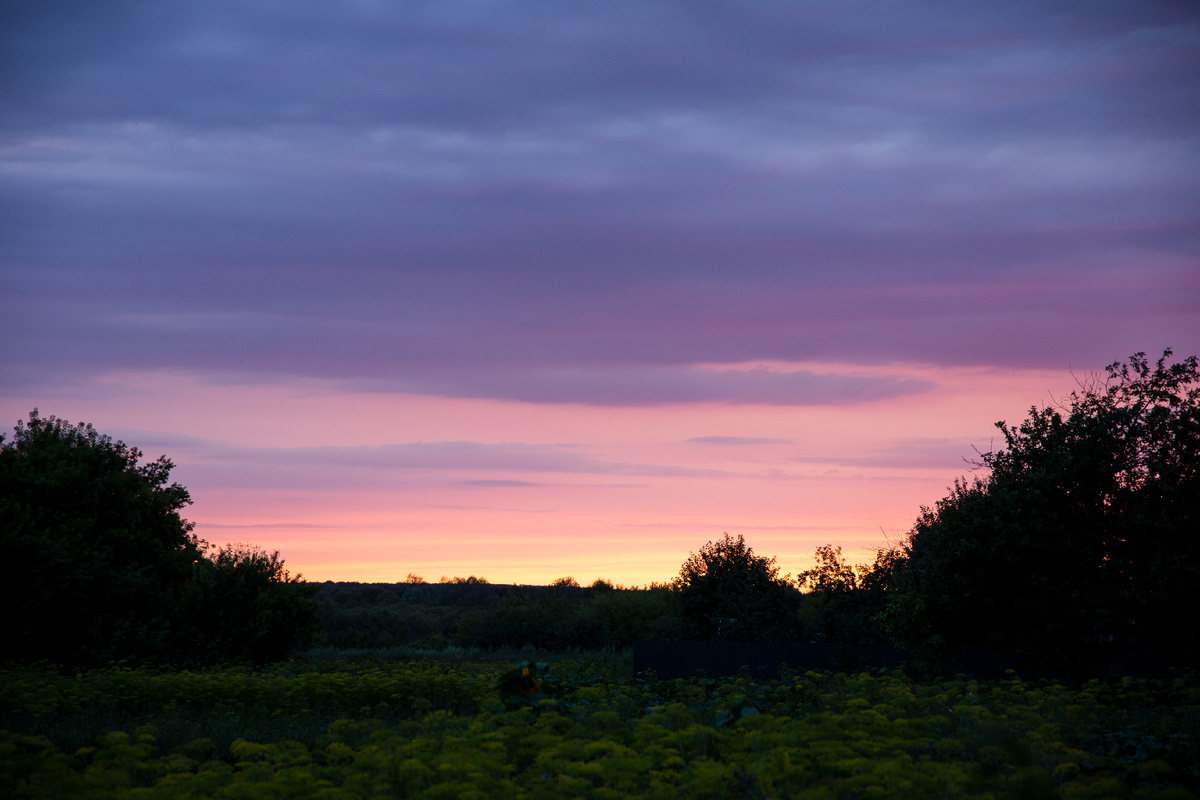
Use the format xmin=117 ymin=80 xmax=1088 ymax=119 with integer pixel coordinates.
xmin=2 ymin=0 xmax=1198 ymax=585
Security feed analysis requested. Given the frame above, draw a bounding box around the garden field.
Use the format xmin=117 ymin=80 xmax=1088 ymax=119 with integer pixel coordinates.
xmin=2 ymin=655 xmax=1197 ymax=799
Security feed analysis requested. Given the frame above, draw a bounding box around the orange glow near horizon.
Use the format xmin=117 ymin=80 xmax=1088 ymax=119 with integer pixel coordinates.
xmin=1 ymin=361 xmax=1083 ymax=585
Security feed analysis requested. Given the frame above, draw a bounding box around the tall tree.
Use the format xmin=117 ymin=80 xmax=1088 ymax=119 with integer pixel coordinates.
xmin=676 ymin=533 xmax=798 ymax=640
xmin=0 ymin=410 xmax=203 ymax=664
xmin=885 ymin=350 xmax=1200 ymax=675
xmin=0 ymin=410 xmax=317 ymax=666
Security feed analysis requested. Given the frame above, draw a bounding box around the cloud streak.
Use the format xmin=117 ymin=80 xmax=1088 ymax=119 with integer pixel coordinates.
xmin=393 ymin=366 xmax=933 ymax=406
xmin=688 ymin=436 xmax=793 ymax=446
xmin=156 ymin=436 xmax=733 ymax=491
xmin=791 ymin=438 xmax=990 ymax=471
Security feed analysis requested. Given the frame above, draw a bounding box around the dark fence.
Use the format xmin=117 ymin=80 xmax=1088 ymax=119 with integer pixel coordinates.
xmin=634 ymin=641 xmax=1167 ymax=680
xmin=633 ymin=641 xmax=904 ymax=679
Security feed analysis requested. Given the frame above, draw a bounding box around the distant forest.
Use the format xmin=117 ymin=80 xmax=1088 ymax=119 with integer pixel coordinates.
xmin=313 ymin=578 xmax=682 ymax=653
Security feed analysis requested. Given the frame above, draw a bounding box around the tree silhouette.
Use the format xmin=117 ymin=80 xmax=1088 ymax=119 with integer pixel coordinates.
xmin=0 ymin=410 xmax=317 ymax=666
xmin=885 ymin=350 xmax=1200 ymax=675
xmin=676 ymin=533 xmax=798 ymax=640
xmin=797 ymin=545 xmax=898 ymax=643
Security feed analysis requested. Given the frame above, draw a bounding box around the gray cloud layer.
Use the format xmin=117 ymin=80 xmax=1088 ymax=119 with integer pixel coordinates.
xmin=3 ymin=0 xmax=1197 ymax=403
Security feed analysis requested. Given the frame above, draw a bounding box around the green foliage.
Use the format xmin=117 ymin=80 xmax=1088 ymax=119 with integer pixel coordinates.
xmin=0 ymin=410 xmax=318 ymax=667
xmin=2 ymin=658 xmax=1197 ymax=798
xmin=675 ymin=533 xmax=799 ymax=641
xmin=885 ymin=350 xmax=1200 ymax=676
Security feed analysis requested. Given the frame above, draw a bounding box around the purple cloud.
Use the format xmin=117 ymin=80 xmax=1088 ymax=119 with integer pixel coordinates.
xmin=2 ymin=0 xmax=1197 ymax=401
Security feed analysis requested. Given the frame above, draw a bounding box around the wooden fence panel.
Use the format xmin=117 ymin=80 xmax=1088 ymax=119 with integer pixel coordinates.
xmin=632 ymin=641 xmax=903 ymax=679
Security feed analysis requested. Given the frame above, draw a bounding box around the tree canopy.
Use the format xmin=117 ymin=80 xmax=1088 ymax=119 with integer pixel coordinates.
xmin=1 ymin=410 xmax=203 ymax=665
xmin=0 ymin=410 xmax=317 ymax=667
xmin=884 ymin=349 xmax=1200 ymax=675
xmin=675 ymin=533 xmax=798 ymax=641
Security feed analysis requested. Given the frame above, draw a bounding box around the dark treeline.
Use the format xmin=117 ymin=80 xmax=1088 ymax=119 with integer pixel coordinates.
xmin=4 ymin=349 xmax=1197 ymax=678
xmin=314 ymin=579 xmax=681 ymax=651
xmin=311 ymin=557 xmax=883 ymax=655
xmin=317 ymin=349 xmax=1200 ymax=680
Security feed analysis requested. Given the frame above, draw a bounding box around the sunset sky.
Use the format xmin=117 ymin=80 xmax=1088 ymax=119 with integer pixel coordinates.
xmin=2 ymin=1 xmax=1197 ymax=585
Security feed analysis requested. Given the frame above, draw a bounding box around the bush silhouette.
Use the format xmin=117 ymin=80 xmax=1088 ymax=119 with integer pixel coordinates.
xmin=675 ymin=533 xmax=798 ymax=641
xmin=884 ymin=350 xmax=1200 ymax=675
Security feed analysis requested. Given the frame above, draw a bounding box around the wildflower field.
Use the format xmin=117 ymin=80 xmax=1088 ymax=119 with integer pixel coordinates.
xmin=2 ymin=656 xmax=1197 ymax=799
